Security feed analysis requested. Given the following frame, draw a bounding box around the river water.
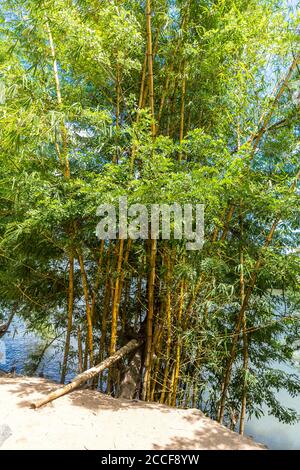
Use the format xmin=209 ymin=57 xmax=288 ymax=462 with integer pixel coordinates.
xmin=0 ymin=317 xmax=299 ymax=449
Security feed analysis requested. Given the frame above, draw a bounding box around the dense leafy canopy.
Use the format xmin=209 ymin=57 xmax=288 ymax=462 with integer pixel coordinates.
xmin=0 ymin=0 xmax=299 ymax=431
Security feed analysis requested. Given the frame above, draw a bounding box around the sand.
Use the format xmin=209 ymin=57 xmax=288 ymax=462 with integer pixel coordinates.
xmin=0 ymin=376 xmax=266 ymax=450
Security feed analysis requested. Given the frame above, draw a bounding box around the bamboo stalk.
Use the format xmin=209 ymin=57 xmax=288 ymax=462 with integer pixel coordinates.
xmin=183 ymin=273 xmax=204 ymax=330
xmin=150 ymin=328 xmax=163 ymax=401
xmin=171 ymin=278 xmax=185 ymax=406
xmin=179 ymin=60 xmax=186 ymax=161
xmin=117 ymin=240 xmax=132 ymax=309
xmin=45 ymin=20 xmax=70 ymax=177
xmin=99 ymin=276 xmax=111 ymax=361
xmin=160 ymin=251 xmax=172 ymax=403
xmin=238 ymin=211 xmax=248 ymax=435
xmin=107 ymin=239 xmax=125 ymax=394
xmin=157 ymin=74 xmax=171 ymax=130
xmin=131 ymin=26 xmax=161 ymax=170
xmin=142 ymin=238 xmax=157 ymax=400
xmin=90 ymin=239 xmax=105 ymax=321
xmin=98 ymin=243 xmax=113 ymax=364
xmin=83 ymin=335 xmax=88 ymax=371
xmin=239 ymin=308 xmax=249 ymax=435
xmin=99 ymin=275 xmax=112 ymax=391
xmin=168 ymin=75 xmax=179 ymax=138
xmin=60 ymin=255 xmax=74 ymax=383
xmin=220 ymin=205 xmax=235 ymax=242
xmin=138 ymin=53 xmax=148 ymax=112
xmin=77 ymin=253 xmax=94 ymax=366
xmin=156 ymin=10 xmax=188 ymax=133
xmin=109 ymin=239 xmax=125 ymax=356
xmin=146 ymin=0 xmax=156 ymax=139
xmin=77 ymin=326 xmax=83 ymax=374
xmin=113 ymin=60 xmax=121 ymax=164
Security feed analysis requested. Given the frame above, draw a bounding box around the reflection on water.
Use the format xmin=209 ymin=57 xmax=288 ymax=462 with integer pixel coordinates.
xmin=1 ymin=317 xmax=73 ymax=382
xmin=1 ymin=317 xmax=299 ymax=449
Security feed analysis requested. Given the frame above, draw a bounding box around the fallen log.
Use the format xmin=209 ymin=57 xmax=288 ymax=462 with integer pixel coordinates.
xmin=31 ymin=339 xmax=141 ymax=409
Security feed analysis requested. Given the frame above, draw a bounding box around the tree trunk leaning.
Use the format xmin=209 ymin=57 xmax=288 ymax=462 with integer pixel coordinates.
xmin=31 ymin=339 xmax=141 ymax=409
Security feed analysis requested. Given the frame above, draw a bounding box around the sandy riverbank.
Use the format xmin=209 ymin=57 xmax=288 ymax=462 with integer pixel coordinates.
xmin=0 ymin=376 xmax=266 ymax=450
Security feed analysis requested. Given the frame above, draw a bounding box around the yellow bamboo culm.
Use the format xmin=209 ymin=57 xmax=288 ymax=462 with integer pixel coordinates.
xmin=110 ymin=239 xmax=125 ymax=356
xmin=78 ymin=253 xmax=94 ymax=366
xmin=160 ymin=251 xmax=172 ymax=404
xmin=99 ymin=277 xmax=112 ymax=391
xmin=149 ymin=303 xmax=166 ymax=401
xmin=179 ymin=60 xmax=186 ymax=161
xmin=60 ymin=255 xmax=74 ymax=384
xmin=90 ymin=240 xmax=105 ymax=320
xmin=149 ymin=329 xmax=163 ymax=401
xmin=171 ymin=278 xmax=185 ymax=406
xmin=77 ymin=326 xmax=83 ymax=374
xmin=146 ymin=0 xmax=156 ymax=139
xmin=239 ymin=213 xmax=249 ymax=435
xmin=142 ymin=238 xmax=157 ymax=400
xmin=106 ymin=240 xmax=125 ymax=393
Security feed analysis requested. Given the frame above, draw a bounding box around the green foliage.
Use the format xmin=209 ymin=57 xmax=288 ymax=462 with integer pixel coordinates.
xmin=0 ymin=0 xmax=299 ymax=430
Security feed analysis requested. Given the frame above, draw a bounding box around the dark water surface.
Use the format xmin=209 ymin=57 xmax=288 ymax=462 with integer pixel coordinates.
xmin=0 ymin=318 xmax=74 ymax=382
xmin=1 ymin=317 xmax=299 ymax=449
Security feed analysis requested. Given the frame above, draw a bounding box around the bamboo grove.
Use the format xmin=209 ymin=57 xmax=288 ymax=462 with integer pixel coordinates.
xmin=0 ymin=0 xmax=300 ymax=432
